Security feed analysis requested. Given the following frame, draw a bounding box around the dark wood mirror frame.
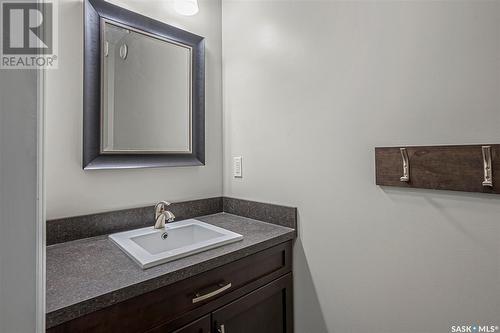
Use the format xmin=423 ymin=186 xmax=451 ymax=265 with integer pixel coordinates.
xmin=83 ymin=0 xmax=205 ymax=170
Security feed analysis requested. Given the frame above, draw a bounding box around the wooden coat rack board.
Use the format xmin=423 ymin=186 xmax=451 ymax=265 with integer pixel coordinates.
xmin=375 ymin=145 xmax=500 ymax=194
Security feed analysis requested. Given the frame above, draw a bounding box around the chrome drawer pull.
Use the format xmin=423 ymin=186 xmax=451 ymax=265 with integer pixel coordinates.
xmin=192 ymin=282 xmax=232 ymax=304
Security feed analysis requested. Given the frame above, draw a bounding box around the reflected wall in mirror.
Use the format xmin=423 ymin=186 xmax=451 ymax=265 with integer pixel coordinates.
xmin=84 ymin=0 xmax=205 ymax=169
xmin=102 ymin=21 xmax=192 ymax=153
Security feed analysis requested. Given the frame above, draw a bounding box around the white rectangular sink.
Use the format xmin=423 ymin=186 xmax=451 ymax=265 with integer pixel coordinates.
xmin=109 ymin=219 xmax=243 ymax=269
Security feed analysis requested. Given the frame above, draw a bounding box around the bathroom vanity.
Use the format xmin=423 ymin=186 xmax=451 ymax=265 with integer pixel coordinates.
xmin=52 ymin=4 xmax=297 ymax=328
xmin=46 ymin=198 xmax=296 ymax=333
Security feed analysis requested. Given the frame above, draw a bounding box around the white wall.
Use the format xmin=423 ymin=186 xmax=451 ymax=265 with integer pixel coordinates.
xmin=222 ymin=1 xmax=500 ymax=332
xmin=0 ymin=70 xmax=43 ymax=332
xmin=45 ymin=0 xmax=222 ymax=219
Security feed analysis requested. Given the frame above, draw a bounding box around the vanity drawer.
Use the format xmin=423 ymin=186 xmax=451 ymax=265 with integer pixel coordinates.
xmin=48 ymin=241 xmax=292 ymax=333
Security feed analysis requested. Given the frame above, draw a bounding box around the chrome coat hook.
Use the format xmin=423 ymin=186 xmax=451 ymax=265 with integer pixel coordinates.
xmin=482 ymin=146 xmax=493 ymax=187
xmin=119 ymin=43 xmax=128 ymax=60
xmin=400 ymin=148 xmax=410 ymax=182
xmin=104 ymin=41 xmax=109 ymax=57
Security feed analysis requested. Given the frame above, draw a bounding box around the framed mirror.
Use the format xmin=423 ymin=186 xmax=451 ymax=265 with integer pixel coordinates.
xmin=84 ymin=0 xmax=205 ymax=169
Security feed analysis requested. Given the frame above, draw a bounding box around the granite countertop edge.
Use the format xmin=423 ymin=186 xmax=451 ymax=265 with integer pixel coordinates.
xmin=46 ymin=213 xmax=295 ymax=329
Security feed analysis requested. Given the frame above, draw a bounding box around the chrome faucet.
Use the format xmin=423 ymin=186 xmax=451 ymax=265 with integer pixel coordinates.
xmin=154 ymin=201 xmax=175 ymax=229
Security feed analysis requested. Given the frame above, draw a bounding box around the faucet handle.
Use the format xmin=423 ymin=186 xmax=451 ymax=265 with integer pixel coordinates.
xmin=154 ymin=201 xmax=171 ymax=219
xmin=153 ymin=201 xmax=175 ymax=229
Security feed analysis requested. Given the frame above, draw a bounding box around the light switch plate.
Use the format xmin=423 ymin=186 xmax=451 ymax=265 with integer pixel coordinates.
xmin=233 ymin=156 xmax=242 ymax=178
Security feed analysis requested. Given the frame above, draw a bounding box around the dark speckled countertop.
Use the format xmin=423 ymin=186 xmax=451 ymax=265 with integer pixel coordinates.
xmin=46 ymin=213 xmax=295 ymax=329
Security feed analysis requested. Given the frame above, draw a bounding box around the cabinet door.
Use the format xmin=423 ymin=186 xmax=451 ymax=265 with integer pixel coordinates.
xmin=172 ymin=315 xmax=211 ymax=333
xmin=212 ymin=273 xmax=293 ymax=333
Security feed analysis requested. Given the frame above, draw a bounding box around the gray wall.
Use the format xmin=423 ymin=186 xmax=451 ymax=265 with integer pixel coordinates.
xmin=0 ymin=70 xmax=42 ymax=332
xmin=45 ymin=0 xmax=223 ymax=219
xmin=222 ymin=1 xmax=500 ymax=332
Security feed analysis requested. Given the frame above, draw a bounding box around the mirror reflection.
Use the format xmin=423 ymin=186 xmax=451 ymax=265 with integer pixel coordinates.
xmin=101 ymin=20 xmax=192 ymax=153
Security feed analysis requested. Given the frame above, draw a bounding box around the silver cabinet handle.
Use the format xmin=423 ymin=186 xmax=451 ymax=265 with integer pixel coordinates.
xmin=400 ymin=148 xmax=410 ymax=182
xmin=482 ymin=146 xmax=493 ymax=187
xmin=192 ymin=282 xmax=232 ymax=304
xmin=218 ymin=324 xmax=226 ymax=333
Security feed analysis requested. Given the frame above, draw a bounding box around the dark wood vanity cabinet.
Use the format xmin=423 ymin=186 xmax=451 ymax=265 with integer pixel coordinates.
xmin=171 ymin=315 xmax=210 ymax=333
xmin=212 ymin=273 xmax=292 ymax=333
xmin=48 ymin=241 xmax=293 ymax=333
xmin=156 ymin=274 xmax=292 ymax=333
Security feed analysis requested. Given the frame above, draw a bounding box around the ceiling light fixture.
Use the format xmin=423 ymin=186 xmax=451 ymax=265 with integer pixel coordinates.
xmin=174 ymin=0 xmax=199 ymax=16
